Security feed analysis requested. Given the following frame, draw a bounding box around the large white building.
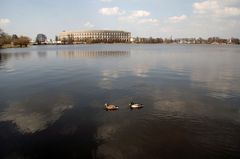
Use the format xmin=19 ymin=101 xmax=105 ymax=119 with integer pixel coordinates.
xmin=59 ymin=30 xmax=131 ymax=43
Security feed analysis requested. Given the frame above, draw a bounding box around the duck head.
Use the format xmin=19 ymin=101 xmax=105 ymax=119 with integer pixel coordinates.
xmin=129 ymin=101 xmax=134 ymax=106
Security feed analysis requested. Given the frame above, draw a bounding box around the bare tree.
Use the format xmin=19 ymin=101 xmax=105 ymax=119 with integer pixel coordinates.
xmin=19 ymin=36 xmax=31 ymax=47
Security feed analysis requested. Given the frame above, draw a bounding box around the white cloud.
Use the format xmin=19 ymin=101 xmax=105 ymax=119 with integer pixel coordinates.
xmin=130 ymin=10 xmax=150 ymax=18
xmin=98 ymin=1 xmax=240 ymax=38
xmin=224 ymin=7 xmax=240 ymax=16
xmin=118 ymin=10 xmax=155 ymax=25
xmin=0 ymin=18 xmax=11 ymax=26
xmin=99 ymin=0 xmax=112 ymax=2
xmin=138 ymin=18 xmax=159 ymax=25
xmin=169 ymin=15 xmax=187 ymax=23
xmin=84 ymin=21 xmax=95 ymax=28
xmin=193 ymin=0 xmax=240 ymax=17
xmin=193 ymin=0 xmax=219 ymax=14
xmin=99 ymin=7 xmax=125 ymax=16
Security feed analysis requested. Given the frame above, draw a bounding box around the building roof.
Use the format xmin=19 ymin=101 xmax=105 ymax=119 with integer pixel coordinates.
xmin=59 ymin=30 xmax=131 ymax=34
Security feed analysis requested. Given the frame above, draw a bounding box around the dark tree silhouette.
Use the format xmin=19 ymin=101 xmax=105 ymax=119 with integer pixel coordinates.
xmin=36 ymin=34 xmax=47 ymax=44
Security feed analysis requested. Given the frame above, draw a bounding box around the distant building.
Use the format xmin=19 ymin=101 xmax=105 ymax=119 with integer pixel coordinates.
xmin=59 ymin=30 xmax=131 ymax=43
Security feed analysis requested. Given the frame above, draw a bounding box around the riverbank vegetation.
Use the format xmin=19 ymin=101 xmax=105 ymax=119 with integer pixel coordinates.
xmin=58 ymin=35 xmax=240 ymax=45
xmin=132 ymin=37 xmax=240 ymax=45
xmin=0 ymin=28 xmax=31 ymax=49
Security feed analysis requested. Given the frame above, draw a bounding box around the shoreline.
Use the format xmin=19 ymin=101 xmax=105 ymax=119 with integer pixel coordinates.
xmin=1 ymin=42 xmax=240 ymax=49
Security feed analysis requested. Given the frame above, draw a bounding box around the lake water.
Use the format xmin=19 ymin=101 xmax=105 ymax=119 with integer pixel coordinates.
xmin=0 ymin=44 xmax=240 ymax=159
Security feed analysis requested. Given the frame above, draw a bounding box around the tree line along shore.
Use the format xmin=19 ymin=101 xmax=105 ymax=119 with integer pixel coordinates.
xmin=1 ymin=29 xmax=240 ymax=49
xmin=0 ymin=29 xmax=31 ymax=49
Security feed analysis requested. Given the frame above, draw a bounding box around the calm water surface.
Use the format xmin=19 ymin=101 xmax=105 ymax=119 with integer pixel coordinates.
xmin=0 ymin=44 xmax=240 ymax=159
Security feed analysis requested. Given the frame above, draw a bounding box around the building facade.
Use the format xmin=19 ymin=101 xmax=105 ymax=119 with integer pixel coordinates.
xmin=59 ymin=30 xmax=131 ymax=43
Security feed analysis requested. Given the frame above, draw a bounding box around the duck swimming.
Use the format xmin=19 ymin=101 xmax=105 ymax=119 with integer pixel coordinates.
xmin=105 ymin=103 xmax=119 ymax=111
xmin=129 ymin=101 xmax=144 ymax=109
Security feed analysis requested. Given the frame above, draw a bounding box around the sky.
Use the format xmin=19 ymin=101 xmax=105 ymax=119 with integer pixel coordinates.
xmin=0 ymin=0 xmax=240 ymax=40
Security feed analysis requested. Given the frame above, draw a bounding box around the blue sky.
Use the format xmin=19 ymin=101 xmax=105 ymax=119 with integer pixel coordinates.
xmin=0 ymin=0 xmax=240 ymax=40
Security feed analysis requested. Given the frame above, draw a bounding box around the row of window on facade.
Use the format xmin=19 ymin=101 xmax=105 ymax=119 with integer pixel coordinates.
xmin=61 ymin=36 xmax=129 ymax=39
xmin=61 ymin=37 xmax=129 ymax=40
xmin=63 ymin=33 xmax=130 ymax=36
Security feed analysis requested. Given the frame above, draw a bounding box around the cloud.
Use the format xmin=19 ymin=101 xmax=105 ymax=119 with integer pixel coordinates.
xmin=193 ymin=0 xmax=240 ymax=17
xmin=118 ymin=10 xmax=158 ymax=25
xmin=98 ymin=1 xmax=239 ymax=38
xmin=84 ymin=21 xmax=95 ymax=28
xmin=138 ymin=18 xmax=159 ymax=25
xmin=155 ymin=0 xmax=240 ymax=38
xmin=99 ymin=7 xmax=125 ymax=16
xmin=98 ymin=7 xmax=159 ymax=33
xmin=168 ymin=15 xmax=187 ymax=23
xmin=224 ymin=7 xmax=240 ymax=16
xmin=130 ymin=10 xmax=150 ymax=18
xmin=99 ymin=0 xmax=112 ymax=2
xmin=0 ymin=18 xmax=11 ymax=26
xmin=193 ymin=0 xmax=219 ymax=14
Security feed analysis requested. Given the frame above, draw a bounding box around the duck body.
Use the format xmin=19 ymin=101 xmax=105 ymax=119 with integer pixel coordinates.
xmin=105 ymin=103 xmax=119 ymax=111
xmin=129 ymin=102 xmax=144 ymax=109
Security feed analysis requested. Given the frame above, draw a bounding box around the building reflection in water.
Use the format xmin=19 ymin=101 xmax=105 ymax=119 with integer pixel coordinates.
xmin=56 ymin=50 xmax=130 ymax=58
xmin=0 ymin=52 xmax=31 ymax=60
xmin=37 ymin=51 xmax=47 ymax=58
xmin=0 ymin=52 xmax=30 ymax=72
xmin=0 ymin=53 xmax=4 ymax=66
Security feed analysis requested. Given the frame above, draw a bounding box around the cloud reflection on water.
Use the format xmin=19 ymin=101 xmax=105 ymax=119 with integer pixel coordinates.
xmin=134 ymin=47 xmax=240 ymax=99
xmin=0 ymin=95 xmax=74 ymax=134
xmin=0 ymin=45 xmax=240 ymax=158
xmin=94 ymin=46 xmax=240 ymax=99
xmin=160 ymin=49 xmax=240 ymax=98
xmin=93 ymin=45 xmax=240 ymax=158
xmin=96 ymin=117 xmax=133 ymax=159
xmin=1 ymin=45 xmax=240 ymax=100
